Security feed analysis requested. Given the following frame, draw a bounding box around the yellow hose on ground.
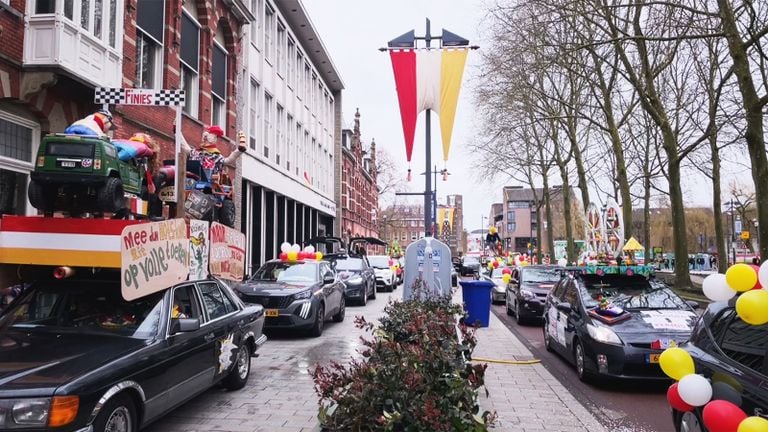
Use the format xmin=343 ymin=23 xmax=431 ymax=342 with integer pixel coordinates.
xmin=471 ymin=357 xmax=541 ymax=365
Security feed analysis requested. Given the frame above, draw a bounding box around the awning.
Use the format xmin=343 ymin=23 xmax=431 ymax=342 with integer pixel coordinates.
xmin=622 ymin=237 xmax=645 ymax=251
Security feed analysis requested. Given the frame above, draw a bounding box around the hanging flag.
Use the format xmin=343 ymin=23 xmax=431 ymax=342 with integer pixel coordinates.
xmin=388 ymin=48 xmax=469 ymax=163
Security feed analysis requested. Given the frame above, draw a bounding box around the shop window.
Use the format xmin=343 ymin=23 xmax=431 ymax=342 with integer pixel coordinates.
xmin=211 ymin=42 xmax=227 ymax=128
xmin=180 ymin=10 xmax=200 ymax=117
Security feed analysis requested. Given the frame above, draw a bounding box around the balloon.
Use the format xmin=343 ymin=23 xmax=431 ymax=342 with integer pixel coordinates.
xmin=750 ymin=265 xmax=763 ymax=289
xmin=738 ymin=416 xmax=768 ymax=432
xmin=558 ymin=258 xmax=568 ymax=267
xmin=487 ymin=262 xmax=494 ymax=270
xmin=703 ymin=400 xmax=747 ymax=432
xmin=291 ymin=243 xmax=301 ymax=253
xmin=316 ymin=252 xmax=323 ymax=260
xmin=726 ymin=263 xmax=758 ymax=292
xmin=502 ymin=274 xmax=511 ymax=284
xmin=712 ymin=381 xmax=743 ymax=407
xmin=703 ymin=273 xmax=737 ymax=302
xmin=304 ymin=245 xmax=315 ymax=254
xmin=759 ymin=261 xmax=768 ymax=291
xmin=735 ymin=289 xmax=768 ymax=325
xmin=521 ymin=261 xmax=529 ymax=267
xmin=286 ymin=251 xmax=298 ymax=262
xmin=678 ymin=374 xmax=713 ymax=407
xmin=493 ymin=261 xmax=500 ymax=268
xmin=389 ymin=259 xmax=394 ymax=266
xmin=667 ymin=383 xmax=694 ymax=412
xmin=279 ymin=252 xmax=288 ymax=261
xmin=502 ymin=267 xmax=512 ymax=275
xmin=712 ymin=372 xmax=744 ymax=394
xmin=280 ymin=242 xmax=291 ymax=253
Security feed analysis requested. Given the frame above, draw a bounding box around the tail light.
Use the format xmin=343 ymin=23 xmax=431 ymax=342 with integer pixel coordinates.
xmin=53 ymin=267 xmax=74 ymax=279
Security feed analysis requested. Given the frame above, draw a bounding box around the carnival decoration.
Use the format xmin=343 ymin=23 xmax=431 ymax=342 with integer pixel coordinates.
xmin=64 ymin=110 xmax=115 ymax=136
xmin=585 ymin=202 xmax=605 ymax=254
xmin=701 ymin=261 xmax=768 ymax=325
xmin=604 ymin=199 xmax=624 ymax=257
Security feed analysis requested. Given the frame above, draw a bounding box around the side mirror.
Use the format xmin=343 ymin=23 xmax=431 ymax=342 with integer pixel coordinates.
xmin=323 ymin=274 xmax=335 ymax=285
xmin=686 ymin=300 xmax=700 ymax=310
xmin=170 ymin=317 xmax=200 ymax=334
xmin=556 ymin=302 xmax=572 ymax=314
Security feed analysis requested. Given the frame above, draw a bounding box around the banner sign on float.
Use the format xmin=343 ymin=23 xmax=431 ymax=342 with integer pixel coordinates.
xmin=121 ymin=219 xmax=189 ymax=301
xmin=189 ymin=220 xmax=210 ymax=280
xmin=209 ymin=222 xmax=246 ymax=281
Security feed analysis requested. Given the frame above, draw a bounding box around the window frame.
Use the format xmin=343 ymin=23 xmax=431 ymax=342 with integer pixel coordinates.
xmin=167 ymin=283 xmax=205 ymax=336
xmin=197 ymin=281 xmax=238 ymax=323
xmin=211 ymin=40 xmax=228 ymax=129
xmin=0 ymin=111 xmax=41 ymax=216
xmin=249 ymin=0 xmax=262 ymax=48
xmin=264 ymin=3 xmax=275 ymax=63
xmin=249 ymin=80 xmax=261 ymax=151
xmin=263 ymin=92 xmax=273 ymax=159
xmin=180 ymin=9 xmax=200 ymax=118
xmin=135 ymin=28 xmax=163 ymax=89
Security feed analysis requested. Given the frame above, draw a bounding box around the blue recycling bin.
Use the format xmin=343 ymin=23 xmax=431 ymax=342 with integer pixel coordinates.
xmin=459 ymin=280 xmax=494 ymax=327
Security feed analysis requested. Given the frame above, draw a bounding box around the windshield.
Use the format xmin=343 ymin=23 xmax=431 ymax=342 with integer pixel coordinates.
xmin=522 ymin=268 xmax=561 ymax=284
xmin=335 ymin=257 xmax=364 ymax=271
xmin=0 ymin=281 xmax=163 ymax=338
xmin=579 ymin=275 xmax=687 ymax=310
xmin=46 ymin=142 xmax=94 ymax=157
xmin=464 ymin=257 xmax=479 ymax=264
xmin=368 ymin=256 xmax=391 ymax=269
xmin=251 ymin=262 xmax=318 ymax=283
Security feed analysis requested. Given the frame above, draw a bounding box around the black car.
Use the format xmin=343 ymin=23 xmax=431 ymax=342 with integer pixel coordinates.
xmin=333 ymin=256 xmax=377 ymax=305
xmin=460 ymin=256 xmax=481 ymax=276
xmin=0 ymin=272 xmax=266 ymax=432
xmin=673 ymin=302 xmax=768 ymax=432
xmin=506 ymin=265 xmax=562 ymax=324
xmin=543 ymin=267 xmax=697 ymax=382
xmin=235 ymin=259 xmax=345 ymax=337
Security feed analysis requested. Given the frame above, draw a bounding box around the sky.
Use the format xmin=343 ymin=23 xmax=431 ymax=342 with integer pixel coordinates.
xmin=301 ymin=0 xmax=751 ymax=233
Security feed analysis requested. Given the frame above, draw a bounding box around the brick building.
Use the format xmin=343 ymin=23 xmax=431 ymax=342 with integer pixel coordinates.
xmin=0 ymin=0 xmax=252 ymax=217
xmin=437 ymin=194 xmax=464 ymax=256
xmin=339 ymin=109 xmax=377 ymax=244
xmin=380 ymin=204 xmax=425 ymax=250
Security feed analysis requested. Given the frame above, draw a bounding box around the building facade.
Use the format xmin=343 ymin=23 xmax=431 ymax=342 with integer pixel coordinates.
xmin=437 ymin=194 xmax=464 ymax=256
xmin=339 ymin=109 xmax=377 ymax=244
xmin=241 ymin=0 xmax=343 ymax=270
xmin=0 ymin=0 xmax=251 ymax=217
xmin=380 ymin=204 xmax=425 ymax=251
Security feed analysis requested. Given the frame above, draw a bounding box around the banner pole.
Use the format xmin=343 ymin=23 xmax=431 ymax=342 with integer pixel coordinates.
xmin=175 ymin=105 xmax=185 ymax=217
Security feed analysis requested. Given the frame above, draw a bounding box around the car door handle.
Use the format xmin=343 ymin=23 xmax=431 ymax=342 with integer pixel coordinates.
xmin=204 ymin=332 xmax=215 ymax=342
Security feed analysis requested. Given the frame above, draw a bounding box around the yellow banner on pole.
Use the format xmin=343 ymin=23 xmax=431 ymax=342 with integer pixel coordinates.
xmin=439 ymin=49 xmax=468 ymax=162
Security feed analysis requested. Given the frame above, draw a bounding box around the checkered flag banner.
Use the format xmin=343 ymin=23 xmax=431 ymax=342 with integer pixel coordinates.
xmin=94 ymin=88 xmax=186 ymax=106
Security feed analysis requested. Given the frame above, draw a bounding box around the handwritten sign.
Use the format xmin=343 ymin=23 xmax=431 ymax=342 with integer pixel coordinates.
xmin=184 ymin=191 xmax=215 ymax=220
xmin=209 ymin=222 xmax=245 ymax=281
xmin=121 ymin=219 xmax=189 ymax=301
xmin=189 ymin=220 xmax=210 ymax=280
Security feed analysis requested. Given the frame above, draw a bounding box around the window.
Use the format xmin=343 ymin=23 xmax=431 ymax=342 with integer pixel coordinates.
xmin=508 ymin=201 xmax=530 ymax=209
xmin=276 ymin=22 xmax=286 ymax=76
xmin=276 ymin=105 xmax=284 ymax=166
xmin=296 ymin=52 xmax=304 ymax=98
xmin=180 ymin=10 xmax=200 ymax=117
xmin=304 ymin=63 xmax=310 ymax=104
xmin=295 ymin=123 xmax=302 ymax=175
xmin=211 ymin=42 xmax=227 ymax=128
xmin=264 ymin=4 xmax=274 ymax=62
xmin=250 ymin=0 xmax=262 ymax=46
xmin=64 ymin=0 xmax=73 ymax=19
xmin=198 ymin=282 xmax=236 ymax=320
xmin=0 ymin=114 xmax=39 ymax=216
xmin=507 ymin=211 xmax=516 ymax=222
xmin=35 ymin=0 xmax=55 ymax=14
xmin=171 ymin=285 xmax=202 ymax=329
xmin=249 ymin=81 xmax=260 ymax=150
xmin=507 ymin=222 xmax=516 ymax=232
xmin=286 ymin=114 xmax=293 ymax=171
xmin=135 ymin=0 xmax=163 ymax=88
xmin=263 ymin=93 xmax=273 ymax=159
xmin=287 ymin=38 xmax=296 ymax=88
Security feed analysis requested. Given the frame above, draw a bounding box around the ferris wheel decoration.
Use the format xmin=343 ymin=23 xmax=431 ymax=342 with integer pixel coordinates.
xmin=585 ymin=202 xmax=604 ymax=254
xmin=604 ymin=199 xmax=624 ymax=257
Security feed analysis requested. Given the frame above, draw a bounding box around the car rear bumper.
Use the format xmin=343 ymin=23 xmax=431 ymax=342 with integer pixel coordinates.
xmin=518 ymin=299 xmax=545 ymax=319
xmin=583 ymin=340 xmax=669 ymax=380
xmin=345 ymin=285 xmax=366 ymax=300
xmin=31 ymin=171 xmax=104 ymax=186
xmin=492 ymin=289 xmax=506 ymax=301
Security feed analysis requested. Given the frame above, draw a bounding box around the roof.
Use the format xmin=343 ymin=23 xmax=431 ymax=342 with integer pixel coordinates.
xmin=276 ymin=0 xmax=345 ymax=92
xmin=503 ymin=186 xmax=568 ymax=202
xmin=623 ymin=237 xmax=645 ymax=251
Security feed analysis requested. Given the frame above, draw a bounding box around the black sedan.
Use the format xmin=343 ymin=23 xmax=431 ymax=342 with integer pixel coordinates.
xmin=235 ymin=259 xmax=345 ymax=337
xmin=506 ymin=265 xmax=562 ymax=324
xmin=673 ymin=302 xmax=768 ymax=432
xmin=0 ymin=272 xmax=266 ymax=432
xmin=543 ymin=268 xmax=697 ymax=382
xmin=333 ymin=256 xmax=376 ymax=306
xmin=461 ymin=256 xmax=481 ymax=276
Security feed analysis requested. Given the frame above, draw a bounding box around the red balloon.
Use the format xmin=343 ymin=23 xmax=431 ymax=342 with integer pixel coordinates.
xmin=667 ymin=383 xmax=694 ymax=413
xmin=502 ymin=267 xmax=512 ymax=275
xmin=702 ymin=400 xmax=747 ymax=432
xmin=749 ymin=265 xmax=762 ymax=289
xmin=279 ymin=252 xmax=288 ymax=261
xmin=493 ymin=261 xmax=500 ymax=268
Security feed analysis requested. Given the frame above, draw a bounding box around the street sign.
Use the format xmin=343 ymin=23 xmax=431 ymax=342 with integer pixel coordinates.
xmin=741 ymin=231 xmax=750 ymax=240
xmin=735 ymin=219 xmax=743 ymax=234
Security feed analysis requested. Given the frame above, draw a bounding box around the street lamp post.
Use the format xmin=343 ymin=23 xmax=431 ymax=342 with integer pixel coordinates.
xmin=729 ymin=199 xmax=736 ymax=265
xmin=420 ymin=165 xmax=450 ymax=236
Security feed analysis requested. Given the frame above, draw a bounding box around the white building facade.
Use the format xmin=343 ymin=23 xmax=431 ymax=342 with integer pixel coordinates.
xmin=242 ymin=0 xmax=343 ymax=270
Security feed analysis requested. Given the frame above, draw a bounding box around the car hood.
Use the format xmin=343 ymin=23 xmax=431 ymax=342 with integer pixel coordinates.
xmin=238 ymin=281 xmax=317 ymax=296
xmin=373 ymin=268 xmax=392 ymax=276
xmin=0 ymin=329 xmax=146 ymax=395
xmin=521 ymin=282 xmax=557 ymax=295
xmin=593 ymin=309 xmax=697 ymax=338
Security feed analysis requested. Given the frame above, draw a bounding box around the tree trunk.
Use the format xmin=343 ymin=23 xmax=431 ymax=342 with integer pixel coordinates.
xmin=602 ymin=89 xmax=633 ymax=239
xmin=572 ymin=142 xmax=590 ymax=216
xmin=666 ymin=141 xmax=692 ymax=287
xmin=536 ymin=202 xmax=543 ymax=263
xmin=711 ymin=138 xmax=727 ymax=273
xmin=717 ymin=0 xmax=768 ymax=260
xmin=643 ymin=149 xmax=652 ymax=262
xmin=559 ymin=170 xmax=576 ymax=264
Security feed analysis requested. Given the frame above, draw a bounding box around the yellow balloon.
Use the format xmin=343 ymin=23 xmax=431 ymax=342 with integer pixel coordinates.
xmin=736 ymin=289 xmax=768 ymax=325
xmin=286 ymin=251 xmax=298 ymax=262
xmin=487 ymin=263 xmax=494 ymax=270
xmin=316 ymin=252 xmax=324 ymax=261
xmin=726 ymin=263 xmax=758 ymax=292
xmin=738 ymin=416 xmax=768 ymax=432
xmin=659 ymin=347 xmax=695 ymax=381
xmin=502 ymin=274 xmax=511 ymax=283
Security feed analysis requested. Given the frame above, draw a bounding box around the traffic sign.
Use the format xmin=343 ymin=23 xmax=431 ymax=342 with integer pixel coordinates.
xmin=741 ymin=231 xmax=750 ymax=240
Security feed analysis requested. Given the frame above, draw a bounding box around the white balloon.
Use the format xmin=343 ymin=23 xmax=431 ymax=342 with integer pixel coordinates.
xmin=759 ymin=261 xmax=768 ymax=290
xmin=291 ymin=243 xmax=301 ymax=253
xmin=678 ymin=374 xmax=712 ymax=407
xmin=280 ymin=242 xmax=291 ymax=253
xmin=557 ymin=258 xmax=568 ymax=267
xmin=702 ymin=273 xmax=736 ymax=302
xmin=304 ymin=245 xmax=315 ymax=254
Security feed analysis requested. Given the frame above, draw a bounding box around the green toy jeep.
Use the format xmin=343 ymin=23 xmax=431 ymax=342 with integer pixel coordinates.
xmin=28 ymin=134 xmax=147 ymax=215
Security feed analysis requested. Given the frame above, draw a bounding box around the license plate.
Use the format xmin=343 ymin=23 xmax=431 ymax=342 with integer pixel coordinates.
xmin=61 ymin=161 xmax=76 ymax=168
xmin=647 ymin=353 xmax=661 ymax=364
xmin=265 ymin=309 xmax=279 ymax=317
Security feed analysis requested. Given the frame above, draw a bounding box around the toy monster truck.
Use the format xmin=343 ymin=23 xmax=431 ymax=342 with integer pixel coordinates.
xmin=28 ymin=134 xmax=148 ymax=216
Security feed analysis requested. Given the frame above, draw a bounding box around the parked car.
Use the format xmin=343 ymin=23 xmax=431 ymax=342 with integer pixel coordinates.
xmin=333 ymin=256 xmax=377 ymax=305
xmin=367 ymin=255 xmax=396 ymax=292
xmin=396 ymin=257 xmax=405 ymax=285
xmin=673 ymin=302 xmax=768 ymax=432
xmin=235 ymin=259 xmax=345 ymax=337
xmin=506 ymin=265 xmax=562 ymax=324
xmin=460 ymin=256 xmax=481 ymax=276
xmin=481 ymin=266 xmax=511 ymax=303
xmin=543 ymin=267 xmax=698 ymax=382
xmin=0 ymin=271 xmax=266 ymax=432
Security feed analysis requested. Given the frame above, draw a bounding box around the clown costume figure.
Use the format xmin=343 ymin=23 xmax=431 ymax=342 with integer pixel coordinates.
xmin=181 ymin=125 xmax=246 ymax=174
xmin=64 ymin=110 xmax=116 ymax=136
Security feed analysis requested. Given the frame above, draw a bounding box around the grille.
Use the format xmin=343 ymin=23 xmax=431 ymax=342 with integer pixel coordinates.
xmin=243 ymin=294 xmax=293 ymax=309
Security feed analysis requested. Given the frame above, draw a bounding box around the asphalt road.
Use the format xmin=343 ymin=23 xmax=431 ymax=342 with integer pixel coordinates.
xmin=490 ymin=302 xmax=673 ymax=432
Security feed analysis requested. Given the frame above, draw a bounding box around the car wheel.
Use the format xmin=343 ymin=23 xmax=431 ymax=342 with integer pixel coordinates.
xmin=506 ymin=297 xmax=513 ymax=316
xmin=28 ymin=181 xmax=57 ymax=214
xmin=574 ymin=341 xmax=592 ymax=383
xmin=97 ymin=177 xmax=125 ymax=213
xmin=370 ymin=283 xmax=377 ymax=300
xmin=310 ymin=304 xmax=325 ymax=337
xmin=332 ymin=296 xmax=346 ymax=322
xmin=92 ymin=394 xmax=137 ymax=432
xmin=678 ymin=410 xmax=705 ymax=432
xmin=516 ymin=301 xmax=528 ymax=325
xmin=361 ymin=290 xmax=368 ymax=306
xmin=219 ymin=200 xmax=236 ymax=228
xmin=222 ymin=344 xmax=251 ymax=390
xmin=543 ymin=321 xmax=554 ymax=352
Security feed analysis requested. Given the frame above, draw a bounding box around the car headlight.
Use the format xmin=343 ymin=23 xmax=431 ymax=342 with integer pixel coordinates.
xmin=520 ymin=289 xmax=535 ymax=300
xmin=0 ymin=396 xmax=79 ymax=428
xmin=587 ymin=323 xmax=623 ymax=346
xmin=347 ymin=276 xmax=363 ymax=284
xmin=293 ymin=290 xmax=312 ymax=300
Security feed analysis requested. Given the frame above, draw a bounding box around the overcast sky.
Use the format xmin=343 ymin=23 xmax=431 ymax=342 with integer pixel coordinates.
xmin=302 ymin=0 xmax=752 ymax=233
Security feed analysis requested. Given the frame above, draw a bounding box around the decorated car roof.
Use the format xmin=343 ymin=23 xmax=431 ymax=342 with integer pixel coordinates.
xmin=564 ymin=265 xmax=655 ymax=278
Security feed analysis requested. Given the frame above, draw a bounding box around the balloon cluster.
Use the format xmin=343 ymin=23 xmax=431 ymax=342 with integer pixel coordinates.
xmin=501 ymin=267 xmax=512 ymax=284
xmin=388 ymin=258 xmax=401 ymax=274
xmin=661 ymin=347 xmax=767 ymax=432
xmin=702 ymin=262 xmax=768 ymax=325
xmin=278 ymin=242 xmax=323 ymax=262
